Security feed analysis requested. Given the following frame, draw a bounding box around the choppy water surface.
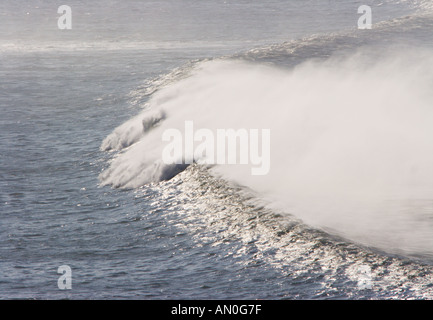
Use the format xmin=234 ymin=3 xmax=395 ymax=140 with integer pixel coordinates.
xmin=2 ymin=0 xmax=433 ymax=299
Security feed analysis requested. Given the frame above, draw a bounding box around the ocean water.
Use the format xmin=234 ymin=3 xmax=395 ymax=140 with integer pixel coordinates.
xmin=2 ymin=0 xmax=433 ymax=299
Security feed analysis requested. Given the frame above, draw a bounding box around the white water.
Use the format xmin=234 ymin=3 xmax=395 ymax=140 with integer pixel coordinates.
xmin=100 ymin=46 xmax=433 ymax=257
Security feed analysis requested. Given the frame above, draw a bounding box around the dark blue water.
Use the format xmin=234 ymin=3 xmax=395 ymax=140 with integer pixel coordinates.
xmin=2 ymin=0 xmax=433 ymax=300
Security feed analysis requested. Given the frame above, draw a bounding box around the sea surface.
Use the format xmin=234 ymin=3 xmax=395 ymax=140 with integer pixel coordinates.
xmin=2 ymin=0 xmax=433 ymax=299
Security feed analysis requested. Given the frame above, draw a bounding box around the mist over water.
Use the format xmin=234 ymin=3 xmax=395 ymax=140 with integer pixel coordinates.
xmin=100 ymin=45 xmax=433 ymax=258
xmin=3 ymin=0 xmax=433 ymax=299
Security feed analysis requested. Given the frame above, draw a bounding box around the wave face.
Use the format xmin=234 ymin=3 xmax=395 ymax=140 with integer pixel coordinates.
xmin=100 ymin=5 xmax=433 ymax=260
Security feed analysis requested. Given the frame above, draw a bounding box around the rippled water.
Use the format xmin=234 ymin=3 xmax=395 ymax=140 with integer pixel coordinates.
xmin=2 ymin=0 xmax=433 ymax=299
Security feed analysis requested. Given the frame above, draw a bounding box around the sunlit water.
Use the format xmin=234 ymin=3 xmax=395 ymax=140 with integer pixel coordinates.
xmin=2 ymin=0 xmax=433 ymax=299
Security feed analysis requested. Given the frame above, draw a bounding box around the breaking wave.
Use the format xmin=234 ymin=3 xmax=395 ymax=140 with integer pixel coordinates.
xmin=100 ymin=6 xmax=433 ymax=260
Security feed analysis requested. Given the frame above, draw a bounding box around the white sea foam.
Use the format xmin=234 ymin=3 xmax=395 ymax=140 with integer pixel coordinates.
xmin=100 ymin=46 xmax=433 ymax=255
